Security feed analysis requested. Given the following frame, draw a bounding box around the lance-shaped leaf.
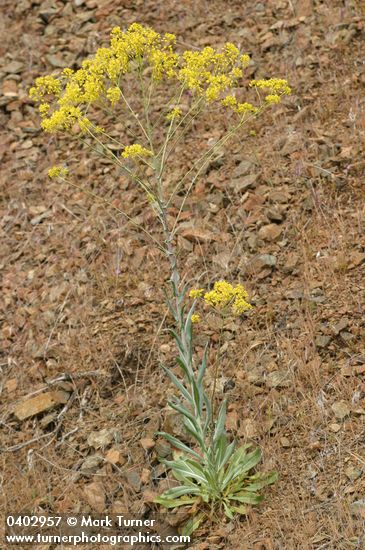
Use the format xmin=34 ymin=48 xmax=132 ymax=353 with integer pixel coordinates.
xmin=160 ymin=364 xmax=192 ymax=404
xmin=244 ymin=471 xmax=278 ymax=491
xmin=182 ymin=417 xmax=206 ymax=450
xmin=215 ymin=436 xmax=236 ymax=472
xmin=156 ymin=485 xmax=201 ymax=500
xmin=228 ymin=491 xmax=264 ymax=505
xmin=155 ymin=495 xmax=199 ymax=509
xmin=156 ymin=431 xmax=201 ymax=460
xmin=179 ymin=511 xmax=207 ymax=537
xmin=222 ymin=447 xmax=261 ymax=488
xmin=213 ymin=399 xmax=228 ymax=444
xmin=164 ymin=458 xmax=209 ymax=486
xmin=229 ymin=504 xmax=248 ymax=516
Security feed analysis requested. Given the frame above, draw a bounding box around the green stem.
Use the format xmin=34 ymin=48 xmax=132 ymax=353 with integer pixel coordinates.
xmin=210 ymin=313 xmax=226 ymax=422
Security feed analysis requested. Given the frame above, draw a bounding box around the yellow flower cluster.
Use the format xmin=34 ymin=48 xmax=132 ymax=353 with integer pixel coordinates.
xmin=166 ymin=107 xmax=183 ymax=121
xmin=121 ymin=144 xmax=153 ymax=158
xmin=29 ymin=76 xmax=61 ymax=100
xmin=221 ymin=95 xmax=259 ymax=116
xmin=178 ymin=44 xmax=249 ymax=103
xmin=29 ymin=24 xmax=178 ymax=133
xmin=189 ymin=288 xmax=205 ymax=299
xmin=265 ymin=94 xmax=281 ymax=104
xmin=190 ymin=281 xmax=253 ymax=316
xmin=48 ymin=166 xmax=69 ymax=178
xmin=106 ymin=86 xmax=121 ymax=106
xmin=191 ymin=314 xmax=200 ymax=324
xmin=29 ymin=23 xmax=291 ymax=135
xmin=250 ymin=78 xmax=291 ymax=102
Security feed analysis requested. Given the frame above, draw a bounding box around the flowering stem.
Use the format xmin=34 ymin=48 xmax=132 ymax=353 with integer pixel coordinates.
xmin=210 ymin=313 xmax=226 ymax=421
xmin=119 ymin=87 xmax=150 ymax=144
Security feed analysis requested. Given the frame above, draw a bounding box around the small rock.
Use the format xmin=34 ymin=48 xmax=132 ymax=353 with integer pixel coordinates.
xmin=232 ymin=160 xmax=255 ymax=178
xmin=140 ymin=468 xmax=151 ymax=485
xmin=80 ymin=455 xmax=103 ymax=475
xmin=30 ymin=210 xmax=52 ymax=225
xmin=247 ymin=234 xmax=259 ymax=251
xmin=179 ymin=226 xmax=219 ymax=243
xmin=315 ymin=335 xmax=332 ymax=348
xmin=350 ymin=499 xmax=365 ymax=518
xmin=165 ymin=508 xmax=191 ymax=527
xmin=340 ymin=331 xmax=355 ymax=343
xmin=5 ymin=378 xmax=18 ymax=392
xmin=266 ymin=370 xmax=290 ymax=388
xmin=270 ymin=189 xmax=290 ymax=203
xmin=2 ymin=80 xmax=18 ymax=98
xmin=155 ymin=439 xmax=172 ymax=458
xmin=331 ymin=400 xmax=350 ymax=420
xmin=239 ymin=418 xmax=259 ymax=438
xmin=243 ymin=192 xmax=265 ymax=211
xmin=212 ymin=251 xmax=231 ymax=270
xmin=232 ymin=173 xmax=258 ymax=193
xmin=2 ymin=61 xmax=24 ymax=74
xmin=87 ymin=428 xmax=118 ymax=450
xmin=40 ymin=411 xmax=58 ymax=428
xmin=245 ymin=254 xmax=277 ymax=277
xmin=45 ymin=54 xmax=67 ymax=68
xmin=329 ymin=423 xmax=341 ymax=433
xmin=163 ymin=411 xmax=186 ymax=439
xmin=267 ymin=207 xmax=284 ymax=222
xmin=283 ymin=254 xmax=298 ymax=274
xmin=83 ymin=481 xmax=106 ymax=512
xmin=345 ymin=466 xmax=362 ymax=481
xmin=258 ymin=223 xmax=283 ymax=242
xmin=331 ymin=318 xmax=349 ymax=335
xmin=28 ymin=205 xmax=48 ymax=216
xmin=14 ymin=390 xmax=70 ymax=420
xmin=105 ymin=449 xmax=122 ymax=465
xmin=257 ymin=253 xmax=277 ymax=267
xmin=124 ymin=470 xmax=141 ymax=492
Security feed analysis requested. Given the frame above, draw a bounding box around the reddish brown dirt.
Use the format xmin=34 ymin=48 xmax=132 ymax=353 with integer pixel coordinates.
xmin=1 ymin=1 xmax=364 ymax=549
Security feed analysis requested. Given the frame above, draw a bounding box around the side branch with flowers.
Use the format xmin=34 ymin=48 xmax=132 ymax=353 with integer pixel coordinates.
xmin=30 ymin=23 xmax=291 ymax=534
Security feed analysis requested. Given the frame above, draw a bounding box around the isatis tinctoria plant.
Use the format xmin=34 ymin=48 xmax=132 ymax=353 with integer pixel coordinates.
xmin=30 ymin=23 xmax=290 ymax=534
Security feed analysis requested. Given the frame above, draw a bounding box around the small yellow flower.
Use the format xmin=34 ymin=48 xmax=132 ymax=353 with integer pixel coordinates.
xmin=191 ymin=314 xmax=200 ymax=324
xmin=221 ymin=95 xmax=237 ymax=108
xmin=39 ymin=103 xmax=50 ymax=116
xmin=236 ymin=102 xmax=259 ymax=115
xmin=48 ymin=166 xmax=68 ymax=178
xmin=189 ymin=288 xmax=205 ymax=299
xmin=250 ymin=78 xmax=291 ymax=96
xmin=240 ymin=54 xmax=250 ymax=67
xmin=106 ymin=86 xmax=121 ymax=106
xmin=166 ymin=107 xmax=182 ymax=121
xmin=62 ymin=68 xmax=74 ymax=77
xmin=265 ymin=94 xmax=281 ymax=104
xmin=121 ymin=144 xmax=153 ymax=159
xmin=29 ymin=75 xmax=61 ymax=100
xmin=204 ymin=280 xmax=253 ymax=316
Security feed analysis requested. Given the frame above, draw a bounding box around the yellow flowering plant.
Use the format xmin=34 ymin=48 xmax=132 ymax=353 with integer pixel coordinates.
xmin=30 ymin=23 xmax=290 ymax=534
